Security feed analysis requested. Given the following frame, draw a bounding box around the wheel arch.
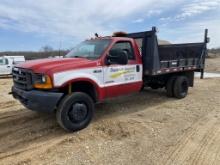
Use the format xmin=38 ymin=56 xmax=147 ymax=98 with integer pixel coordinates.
xmin=60 ymin=78 xmax=101 ymax=102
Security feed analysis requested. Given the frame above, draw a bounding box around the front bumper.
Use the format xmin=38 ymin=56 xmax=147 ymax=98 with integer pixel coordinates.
xmin=12 ymin=87 xmax=63 ymax=113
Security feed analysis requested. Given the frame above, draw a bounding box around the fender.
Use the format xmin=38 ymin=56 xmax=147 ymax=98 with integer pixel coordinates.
xmin=53 ymin=67 xmax=104 ymax=87
xmin=53 ymin=69 xmax=106 ymax=101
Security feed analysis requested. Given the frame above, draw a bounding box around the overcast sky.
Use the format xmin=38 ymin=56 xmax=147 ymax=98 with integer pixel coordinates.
xmin=0 ymin=0 xmax=219 ymax=51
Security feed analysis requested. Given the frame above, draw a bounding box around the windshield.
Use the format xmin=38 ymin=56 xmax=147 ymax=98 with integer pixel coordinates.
xmin=65 ymin=39 xmax=111 ymax=59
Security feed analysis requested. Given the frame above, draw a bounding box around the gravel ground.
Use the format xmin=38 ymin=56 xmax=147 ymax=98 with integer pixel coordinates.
xmin=0 ymin=77 xmax=220 ymax=165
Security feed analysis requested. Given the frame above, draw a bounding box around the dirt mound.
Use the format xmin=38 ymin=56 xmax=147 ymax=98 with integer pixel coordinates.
xmin=158 ymin=39 xmax=171 ymax=45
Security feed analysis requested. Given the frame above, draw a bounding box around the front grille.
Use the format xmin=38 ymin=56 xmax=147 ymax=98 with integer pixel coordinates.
xmin=12 ymin=68 xmax=33 ymax=90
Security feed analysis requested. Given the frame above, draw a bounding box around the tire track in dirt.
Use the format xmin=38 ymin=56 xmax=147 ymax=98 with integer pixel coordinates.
xmin=191 ymin=127 xmax=220 ymax=165
xmin=0 ymin=108 xmax=61 ymax=157
xmin=0 ymin=111 xmax=44 ymax=130
xmin=164 ymin=110 xmax=220 ymax=165
xmin=0 ymin=101 xmax=19 ymax=109
xmin=0 ymin=133 xmax=70 ymax=164
xmin=0 ymin=120 xmax=67 ymax=165
xmin=0 ymin=111 xmax=25 ymax=121
xmin=0 ymin=126 xmax=61 ymax=159
xmin=0 ymin=115 xmax=55 ymax=139
xmin=0 ymin=114 xmax=145 ymax=164
xmin=0 ymin=109 xmax=32 ymax=121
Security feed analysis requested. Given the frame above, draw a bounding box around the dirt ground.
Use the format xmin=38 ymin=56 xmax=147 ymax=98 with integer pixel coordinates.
xmin=0 ymin=57 xmax=220 ymax=165
xmin=205 ymin=56 xmax=220 ymax=73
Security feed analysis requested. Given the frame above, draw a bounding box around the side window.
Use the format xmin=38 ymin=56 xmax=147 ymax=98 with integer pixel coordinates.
xmin=111 ymin=41 xmax=135 ymax=60
xmin=0 ymin=58 xmax=4 ymax=65
xmin=5 ymin=58 xmax=9 ymax=65
xmin=0 ymin=58 xmax=8 ymax=65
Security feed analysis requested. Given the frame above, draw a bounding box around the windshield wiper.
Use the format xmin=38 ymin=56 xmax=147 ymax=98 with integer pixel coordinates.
xmin=72 ymin=55 xmax=82 ymax=58
xmin=66 ymin=55 xmax=96 ymax=60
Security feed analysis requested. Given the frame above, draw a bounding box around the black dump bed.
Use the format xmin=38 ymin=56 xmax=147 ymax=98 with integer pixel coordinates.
xmin=127 ymin=27 xmax=209 ymax=78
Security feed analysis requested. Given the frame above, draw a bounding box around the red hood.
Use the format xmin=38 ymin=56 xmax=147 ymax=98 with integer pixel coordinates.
xmin=16 ymin=58 xmax=99 ymax=74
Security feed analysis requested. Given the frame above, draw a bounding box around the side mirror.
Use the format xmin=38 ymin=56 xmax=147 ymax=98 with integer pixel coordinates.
xmin=106 ymin=49 xmax=128 ymax=65
xmin=206 ymin=37 xmax=210 ymax=43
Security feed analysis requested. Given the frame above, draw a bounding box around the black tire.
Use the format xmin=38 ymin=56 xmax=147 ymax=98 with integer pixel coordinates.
xmin=56 ymin=92 xmax=94 ymax=132
xmin=166 ymin=76 xmax=176 ymax=97
xmin=173 ymin=76 xmax=189 ymax=99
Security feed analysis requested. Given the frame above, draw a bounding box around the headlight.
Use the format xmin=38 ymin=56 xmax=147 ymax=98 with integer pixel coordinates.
xmin=33 ymin=74 xmax=53 ymax=89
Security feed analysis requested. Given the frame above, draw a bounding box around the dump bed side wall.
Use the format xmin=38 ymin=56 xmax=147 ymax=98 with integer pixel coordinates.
xmin=127 ymin=28 xmax=208 ymax=76
xmin=158 ymin=43 xmax=206 ymax=71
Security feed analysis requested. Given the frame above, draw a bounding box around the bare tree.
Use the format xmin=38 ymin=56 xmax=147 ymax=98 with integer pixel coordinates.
xmin=41 ymin=45 xmax=53 ymax=52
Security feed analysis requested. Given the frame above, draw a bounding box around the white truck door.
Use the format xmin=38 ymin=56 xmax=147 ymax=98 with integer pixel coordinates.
xmin=0 ymin=58 xmax=12 ymax=75
xmin=6 ymin=58 xmax=13 ymax=74
xmin=104 ymin=41 xmax=142 ymax=98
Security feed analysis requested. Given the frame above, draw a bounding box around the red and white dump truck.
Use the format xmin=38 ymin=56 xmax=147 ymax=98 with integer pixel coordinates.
xmin=11 ymin=27 xmax=209 ymax=131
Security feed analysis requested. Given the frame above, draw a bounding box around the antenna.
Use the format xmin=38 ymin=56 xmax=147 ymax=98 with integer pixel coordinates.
xmin=58 ymin=34 xmax=62 ymax=57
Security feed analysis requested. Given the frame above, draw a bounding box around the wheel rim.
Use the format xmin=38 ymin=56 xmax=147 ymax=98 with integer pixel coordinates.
xmin=68 ymin=102 xmax=88 ymax=123
xmin=181 ymin=81 xmax=188 ymax=94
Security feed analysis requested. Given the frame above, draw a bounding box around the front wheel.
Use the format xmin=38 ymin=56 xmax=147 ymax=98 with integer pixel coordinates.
xmin=56 ymin=92 xmax=94 ymax=132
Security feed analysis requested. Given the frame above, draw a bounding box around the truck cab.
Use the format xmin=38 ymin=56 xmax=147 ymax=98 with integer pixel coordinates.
xmin=11 ymin=27 xmax=209 ymax=132
xmin=100 ymin=37 xmax=143 ymax=98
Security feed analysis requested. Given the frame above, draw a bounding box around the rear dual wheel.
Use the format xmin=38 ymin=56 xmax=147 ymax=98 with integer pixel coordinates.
xmin=166 ymin=76 xmax=176 ymax=97
xmin=166 ymin=76 xmax=189 ymax=99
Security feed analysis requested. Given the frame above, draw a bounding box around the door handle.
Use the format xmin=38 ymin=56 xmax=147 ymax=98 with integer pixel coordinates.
xmin=93 ymin=69 xmax=102 ymax=73
xmin=136 ymin=65 xmax=140 ymax=72
xmin=7 ymin=66 xmax=10 ymax=68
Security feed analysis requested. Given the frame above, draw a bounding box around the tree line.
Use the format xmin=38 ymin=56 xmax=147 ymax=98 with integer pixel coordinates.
xmin=209 ymin=48 xmax=220 ymax=54
xmin=0 ymin=45 xmax=69 ymax=60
